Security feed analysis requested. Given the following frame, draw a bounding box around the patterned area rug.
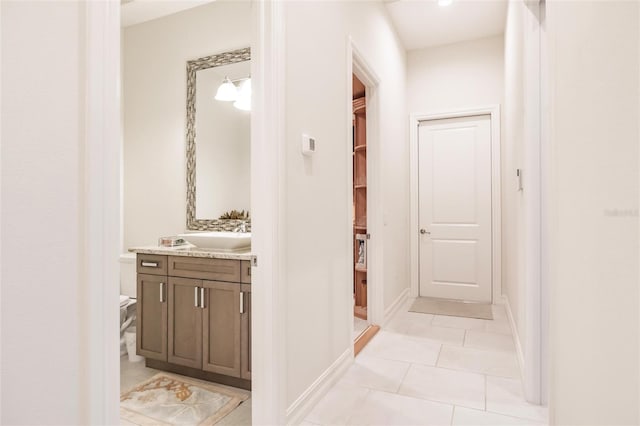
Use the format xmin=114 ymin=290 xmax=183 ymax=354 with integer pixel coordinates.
xmin=121 ymin=373 xmax=248 ymax=425
xmin=409 ymin=297 xmax=493 ymax=320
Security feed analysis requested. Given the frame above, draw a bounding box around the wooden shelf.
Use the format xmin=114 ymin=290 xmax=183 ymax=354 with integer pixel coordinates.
xmin=354 ymin=145 xmax=367 ymax=152
xmin=354 ymin=184 xmax=367 ymax=190
xmin=355 ymin=266 xmax=367 ymax=273
xmin=353 ymin=97 xmax=366 ymax=114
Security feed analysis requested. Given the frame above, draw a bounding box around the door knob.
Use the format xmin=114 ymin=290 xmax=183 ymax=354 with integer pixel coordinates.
xmin=420 ymin=229 xmax=430 ymax=235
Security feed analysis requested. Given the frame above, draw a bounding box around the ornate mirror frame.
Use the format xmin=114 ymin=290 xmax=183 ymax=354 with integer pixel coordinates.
xmin=186 ymin=47 xmax=251 ymax=231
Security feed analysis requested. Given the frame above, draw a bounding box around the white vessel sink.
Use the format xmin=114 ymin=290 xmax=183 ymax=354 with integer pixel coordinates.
xmin=177 ymin=232 xmax=251 ymax=252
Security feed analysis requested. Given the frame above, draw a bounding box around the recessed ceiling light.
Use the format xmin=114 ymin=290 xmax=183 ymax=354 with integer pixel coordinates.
xmin=438 ymin=0 xmax=453 ymax=6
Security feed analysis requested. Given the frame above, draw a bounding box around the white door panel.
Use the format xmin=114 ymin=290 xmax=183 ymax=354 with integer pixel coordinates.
xmin=419 ymin=115 xmax=492 ymax=302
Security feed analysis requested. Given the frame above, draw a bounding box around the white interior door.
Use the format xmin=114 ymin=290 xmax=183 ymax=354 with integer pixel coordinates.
xmin=418 ymin=115 xmax=492 ymax=302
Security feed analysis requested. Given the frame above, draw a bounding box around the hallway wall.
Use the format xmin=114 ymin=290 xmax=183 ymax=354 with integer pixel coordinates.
xmin=547 ymin=1 xmax=639 ymax=423
xmin=503 ymin=0 xmax=529 ymax=373
xmin=1 ymin=1 xmax=88 ymax=423
xmin=282 ymin=0 xmax=408 ymax=413
xmin=407 ymin=35 xmax=504 ymax=113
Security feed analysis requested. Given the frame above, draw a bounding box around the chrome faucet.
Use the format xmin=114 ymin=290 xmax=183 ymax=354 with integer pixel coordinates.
xmin=233 ymin=222 xmax=247 ymax=233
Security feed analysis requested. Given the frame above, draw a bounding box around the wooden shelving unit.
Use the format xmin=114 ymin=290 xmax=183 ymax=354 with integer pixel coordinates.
xmin=353 ymin=95 xmax=367 ymax=320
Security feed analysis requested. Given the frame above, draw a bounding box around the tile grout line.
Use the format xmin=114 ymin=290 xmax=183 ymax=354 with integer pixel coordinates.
xmin=429 ymin=362 xmax=520 ymax=380
xmin=434 ymin=344 xmax=444 ymax=367
xmin=395 ymin=387 xmax=479 ymax=414
xmin=484 ymin=407 xmax=548 ymax=423
xmin=484 ymin=374 xmax=487 ymax=411
xmin=395 ymin=362 xmax=413 ymax=393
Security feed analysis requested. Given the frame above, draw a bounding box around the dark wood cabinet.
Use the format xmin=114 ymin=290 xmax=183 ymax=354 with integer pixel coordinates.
xmin=136 ymin=253 xmax=251 ymax=386
xmin=137 ymin=273 xmax=168 ymax=361
xmin=240 ymin=283 xmax=251 ymax=380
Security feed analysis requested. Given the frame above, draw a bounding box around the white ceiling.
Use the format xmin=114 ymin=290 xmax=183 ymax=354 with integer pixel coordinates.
xmin=385 ymin=0 xmax=508 ymax=51
xmin=121 ymin=0 xmax=216 ymax=28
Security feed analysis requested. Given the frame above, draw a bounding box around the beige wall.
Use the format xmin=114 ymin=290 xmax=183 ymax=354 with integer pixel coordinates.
xmin=122 ymin=1 xmax=251 ymax=250
xmin=2 ymin=1 xmax=86 ymax=423
xmin=282 ymin=0 xmax=408 ymax=410
xmin=407 ymin=35 xmax=504 ymax=113
xmin=503 ymin=0 xmax=528 ymax=363
xmin=547 ymin=1 xmax=639 ymax=423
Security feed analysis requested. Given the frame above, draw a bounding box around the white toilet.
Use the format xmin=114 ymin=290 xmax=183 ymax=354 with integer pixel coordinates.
xmin=120 ymin=253 xmax=137 ymax=356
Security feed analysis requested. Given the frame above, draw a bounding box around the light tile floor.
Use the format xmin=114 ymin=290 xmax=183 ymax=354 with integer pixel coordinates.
xmin=304 ymin=299 xmax=548 ymax=426
xmin=120 ymin=356 xmax=252 ymax=425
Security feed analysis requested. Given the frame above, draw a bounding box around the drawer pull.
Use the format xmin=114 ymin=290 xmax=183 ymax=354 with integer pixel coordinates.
xmin=200 ymin=287 xmax=205 ymax=309
xmin=247 ymin=266 xmax=251 ymax=277
xmin=141 ymin=261 xmax=159 ymax=268
xmin=194 ymin=287 xmax=199 ymax=307
xmin=159 ymin=282 xmax=165 ymax=303
xmin=240 ymin=292 xmax=245 ymax=314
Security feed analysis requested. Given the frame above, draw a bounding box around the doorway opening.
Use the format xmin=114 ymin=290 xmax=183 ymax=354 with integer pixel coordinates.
xmin=351 ymin=73 xmax=380 ymax=355
xmin=352 ymin=74 xmax=368 ymax=334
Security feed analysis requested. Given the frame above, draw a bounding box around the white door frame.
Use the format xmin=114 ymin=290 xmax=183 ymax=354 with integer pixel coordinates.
xmin=250 ymin=0 xmax=287 ymax=423
xmin=409 ymin=105 xmax=502 ymax=304
xmin=86 ymin=1 xmax=286 ymax=423
xmin=523 ymin=0 xmax=546 ymax=405
xmin=85 ymin=1 xmax=123 ymax=423
xmin=346 ymin=38 xmax=384 ymax=335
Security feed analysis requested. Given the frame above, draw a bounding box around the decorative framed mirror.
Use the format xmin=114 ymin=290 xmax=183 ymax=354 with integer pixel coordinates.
xmin=186 ymin=47 xmax=251 ymax=231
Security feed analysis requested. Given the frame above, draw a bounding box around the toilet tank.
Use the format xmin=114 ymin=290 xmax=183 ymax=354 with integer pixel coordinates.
xmin=120 ymin=253 xmax=137 ymax=298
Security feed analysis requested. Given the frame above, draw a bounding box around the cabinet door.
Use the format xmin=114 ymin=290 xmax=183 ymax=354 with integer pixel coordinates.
xmin=202 ymin=281 xmax=241 ymax=377
xmin=240 ymin=284 xmax=251 ymax=380
xmin=168 ymin=277 xmax=202 ymax=369
xmin=137 ymin=274 xmax=167 ymax=361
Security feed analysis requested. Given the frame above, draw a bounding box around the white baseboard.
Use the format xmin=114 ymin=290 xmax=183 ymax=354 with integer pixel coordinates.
xmin=503 ymin=295 xmax=526 ymax=383
xmin=285 ymin=348 xmax=353 ymax=425
xmin=383 ymin=288 xmax=409 ymax=326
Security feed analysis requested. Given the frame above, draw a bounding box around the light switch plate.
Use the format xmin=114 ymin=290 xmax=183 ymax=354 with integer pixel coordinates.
xmin=302 ymin=134 xmax=316 ymax=156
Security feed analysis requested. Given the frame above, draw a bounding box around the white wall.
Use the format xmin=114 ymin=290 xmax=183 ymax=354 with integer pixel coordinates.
xmin=407 ymin=35 xmax=504 ymax=113
xmin=282 ymin=0 xmax=408 ymax=412
xmin=503 ymin=0 xmax=528 ymax=368
xmin=123 ymin=1 xmax=251 ymax=250
xmin=547 ymin=1 xmax=639 ymax=423
xmin=2 ymin=1 xmax=85 ymax=423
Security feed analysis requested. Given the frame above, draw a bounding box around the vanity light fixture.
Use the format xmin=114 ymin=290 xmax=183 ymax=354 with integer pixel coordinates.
xmin=214 ymin=76 xmax=251 ymax=111
xmin=438 ymin=0 xmax=453 ymax=6
xmin=233 ymin=78 xmax=252 ymax=111
xmin=214 ymin=76 xmax=238 ymax=101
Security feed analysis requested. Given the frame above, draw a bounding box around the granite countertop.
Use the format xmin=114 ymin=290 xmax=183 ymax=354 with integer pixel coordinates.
xmin=129 ymin=245 xmax=253 ymax=261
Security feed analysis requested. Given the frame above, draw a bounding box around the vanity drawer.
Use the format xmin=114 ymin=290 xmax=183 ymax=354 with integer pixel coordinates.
xmin=240 ymin=261 xmax=251 ymax=284
xmin=137 ymin=254 xmax=168 ymax=276
xmin=168 ymin=256 xmax=240 ymax=282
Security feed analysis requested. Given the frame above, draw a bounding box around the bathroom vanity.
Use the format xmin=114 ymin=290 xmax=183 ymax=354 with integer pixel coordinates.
xmin=130 ymin=247 xmax=252 ymax=390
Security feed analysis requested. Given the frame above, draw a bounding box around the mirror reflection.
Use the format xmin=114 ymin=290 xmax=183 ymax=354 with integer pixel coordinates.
xmin=191 ymin=58 xmax=251 ymax=223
